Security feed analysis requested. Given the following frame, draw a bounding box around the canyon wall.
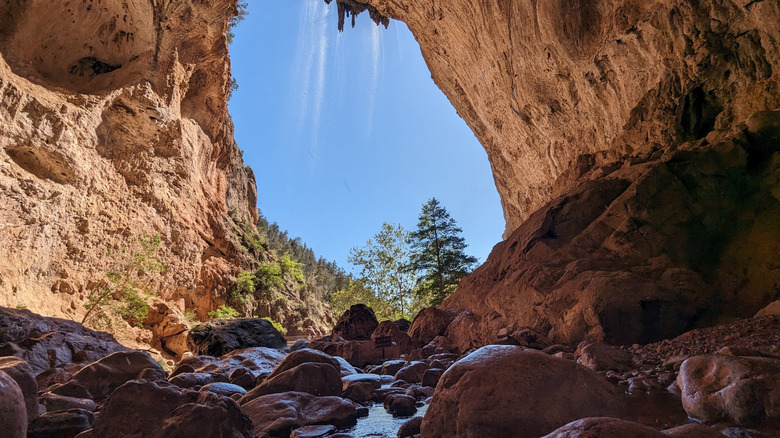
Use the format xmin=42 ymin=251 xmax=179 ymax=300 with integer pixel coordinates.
xmin=342 ymin=0 xmax=780 ymax=345
xmin=351 ymin=0 xmax=780 ymax=236
xmin=0 ymin=0 xmax=258 ymax=324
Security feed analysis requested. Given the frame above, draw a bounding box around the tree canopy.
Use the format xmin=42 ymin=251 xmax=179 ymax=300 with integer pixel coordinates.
xmin=409 ymin=198 xmax=478 ymax=305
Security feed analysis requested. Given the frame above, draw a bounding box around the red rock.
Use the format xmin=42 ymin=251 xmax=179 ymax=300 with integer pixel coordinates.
xmin=309 ymin=338 xmax=381 ymax=367
xmin=677 ymin=355 xmax=780 ymax=425
xmin=332 ymin=304 xmax=378 ymax=341
xmin=384 ymin=393 xmax=417 ymax=417
xmin=174 ymin=347 xmax=286 ymax=382
xmin=27 ymin=409 xmax=93 ymax=438
xmin=578 ymin=342 xmax=633 ymax=372
xmin=241 ymin=391 xmax=359 ymax=437
xmin=92 ymin=380 xmax=253 ymax=438
xmin=421 ymin=368 xmax=443 ymax=387
xmin=661 ymin=423 xmax=727 ymax=437
xmin=541 ymin=417 xmax=664 ymax=437
xmin=371 ymin=320 xmax=411 ymax=359
xmin=407 ymin=307 xmax=455 ymax=348
xmin=239 ymin=363 xmax=342 ymax=403
xmin=421 ymin=346 xmax=622 ymax=437
xmin=68 ymin=351 xmax=164 ymax=399
xmin=267 ymin=348 xmax=342 ymax=379
xmin=0 ymin=370 xmax=27 ymax=438
xmin=398 ymin=416 xmax=423 ymax=438
xmin=394 ymin=361 xmax=428 ymax=384
xmin=0 ymin=357 xmax=40 ymax=420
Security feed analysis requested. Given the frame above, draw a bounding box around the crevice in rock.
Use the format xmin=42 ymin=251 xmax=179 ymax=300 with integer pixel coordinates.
xmin=67 ymin=57 xmax=122 ymax=77
xmin=5 ymin=145 xmax=77 ymax=185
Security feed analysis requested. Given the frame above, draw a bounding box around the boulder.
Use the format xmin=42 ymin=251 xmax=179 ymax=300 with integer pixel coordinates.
xmin=187 ymin=318 xmax=286 ymax=356
xmin=68 ymin=351 xmax=164 ymax=399
xmin=661 ymin=424 xmax=728 ymax=437
xmin=27 ymin=409 xmax=94 ymax=438
xmin=173 ymin=347 xmax=286 ymax=381
xmin=39 ymin=393 xmax=96 ymax=412
xmin=394 ymin=361 xmax=428 ymax=384
xmin=168 ymin=372 xmax=215 ymax=389
xmin=341 ymin=373 xmax=382 ymax=390
xmin=143 ymin=299 xmax=190 ymax=356
xmin=309 ymin=338 xmax=381 ymax=367
xmin=677 ymin=355 xmax=780 ymax=425
xmin=0 ymin=356 xmax=40 ymax=419
xmin=381 ymin=360 xmax=408 ymax=375
xmin=393 ymin=319 xmax=412 ymax=332
xmin=444 ymin=311 xmax=491 ymax=354
xmin=421 ymin=345 xmax=622 ymax=437
xmin=421 ymin=336 xmax=452 ymax=357
xmin=408 ymin=307 xmax=455 ymax=348
xmin=0 ymin=307 xmax=126 ymax=375
xmin=291 ymin=425 xmax=337 ymax=438
xmin=421 ymin=368 xmax=444 ymax=387
xmin=398 ymin=416 xmax=423 ymax=438
xmin=241 ymin=391 xmax=359 ymax=437
xmin=289 ymin=339 xmax=310 ymax=352
xmin=199 ymin=382 xmax=247 ymax=398
xmin=0 ymin=370 xmax=26 ymax=438
xmin=267 ymin=348 xmax=341 ymax=379
xmin=384 ymin=393 xmax=417 ymax=417
xmin=342 ymin=381 xmax=375 ymax=403
xmin=92 ymin=380 xmax=253 ymax=438
xmin=240 ymin=363 xmax=342 ymax=403
xmin=578 ymin=342 xmax=633 ymax=372
xmin=332 ymin=304 xmax=378 ymax=341
xmin=333 ymin=356 xmax=358 ymax=377
xmin=371 ymin=320 xmax=411 ymax=359
xmin=541 ymin=417 xmax=664 ymax=438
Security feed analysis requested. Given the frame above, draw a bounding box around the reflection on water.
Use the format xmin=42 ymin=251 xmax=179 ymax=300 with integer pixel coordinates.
xmin=346 ymin=399 xmax=428 ymax=438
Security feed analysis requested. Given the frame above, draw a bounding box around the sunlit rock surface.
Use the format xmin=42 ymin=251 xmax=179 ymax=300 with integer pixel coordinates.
xmin=0 ymin=0 xmax=258 ymax=322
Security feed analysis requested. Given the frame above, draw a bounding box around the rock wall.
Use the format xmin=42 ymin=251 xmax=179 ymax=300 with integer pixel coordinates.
xmin=339 ymin=0 xmax=780 ymax=345
xmin=0 ymin=0 xmax=258 ymax=321
xmin=349 ymin=0 xmax=780 ymax=235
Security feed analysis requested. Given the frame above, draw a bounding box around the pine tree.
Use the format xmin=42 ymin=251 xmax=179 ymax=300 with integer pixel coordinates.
xmin=409 ymin=198 xmax=478 ymax=306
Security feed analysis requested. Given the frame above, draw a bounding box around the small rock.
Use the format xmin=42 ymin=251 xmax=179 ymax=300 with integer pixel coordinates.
xmin=384 ymin=393 xmax=417 ymax=417
xmin=241 ymin=391 xmax=359 ymax=437
xmin=381 ymin=360 xmax=408 ymax=375
xmin=39 ymin=392 xmax=96 ymax=412
xmin=541 ymin=417 xmax=664 ymax=437
xmin=421 ymin=368 xmax=443 ymax=387
xmin=661 ymin=423 xmax=728 ymax=437
xmin=199 ymin=382 xmax=247 ymax=397
xmin=290 ymin=339 xmax=310 ymax=352
xmin=394 ymin=361 xmax=428 ymax=384
xmin=578 ymin=342 xmax=633 ymax=372
xmin=291 ymin=425 xmax=337 ymax=438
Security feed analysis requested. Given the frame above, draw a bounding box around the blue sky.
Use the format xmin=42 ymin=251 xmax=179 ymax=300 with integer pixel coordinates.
xmin=229 ymin=0 xmax=504 ymax=271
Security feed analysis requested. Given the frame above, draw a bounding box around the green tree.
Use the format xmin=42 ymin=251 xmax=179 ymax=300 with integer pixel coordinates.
xmin=348 ymin=223 xmax=417 ymax=319
xmin=329 ymin=279 xmax=393 ymax=322
xmin=409 ymin=198 xmax=478 ymax=305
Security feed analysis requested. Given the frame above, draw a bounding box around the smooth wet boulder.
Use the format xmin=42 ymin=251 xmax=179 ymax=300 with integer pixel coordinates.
xmin=421 ymin=368 xmax=444 ymax=387
xmin=187 ymin=318 xmax=286 ymax=356
xmin=541 ymin=417 xmax=664 ymax=437
xmin=267 ymin=349 xmax=341 ymax=379
xmin=168 ymin=372 xmax=216 ymax=389
xmin=0 ymin=307 xmax=126 ymax=375
xmin=173 ymin=346 xmax=287 ymax=381
xmin=333 ymin=356 xmax=358 ymax=377
xmin=0 ymin=356 xmax=40 ymax=419
xmin=0 ymin=370 xmax=26 ymax=438
xmin=309 ymin=337 xmax=381 ymax=367
xmin=394 ymin=361 xmax=428 ymax=384
xmin=199 ymin=382 xmax=247 ymax=398
xmin=421 ymin=345 xmax=623 ymax=437
xmin=291 ymin=425 xmax=337 ymax=438
xmin=27 ymin=409 xmax=94 ymax=438
xmin=384 ymin=393 xmax=417 ymax=417
xmin=677 ymin=355 xmax=780 ymax=425
xmin=241 ymin=391 xmax=359 ymax=437
xmin=68 ymin=351 xmax=164 ymax=399
xmin=240 ymin=363 xmax=342 ymax=403
xmin=381 ymin=360 xmax=408 ymax=375
xmin=408 ymin=307 xmax=455 ymax=348
xmin=92 ymin=380 xmax=253 ymax=438
xmin=332 ymin=304 xmax=378 ymax=341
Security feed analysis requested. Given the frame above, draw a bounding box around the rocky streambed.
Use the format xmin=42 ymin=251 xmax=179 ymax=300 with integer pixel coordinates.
xmin=2 ymin=305 xmax=780 ymax=437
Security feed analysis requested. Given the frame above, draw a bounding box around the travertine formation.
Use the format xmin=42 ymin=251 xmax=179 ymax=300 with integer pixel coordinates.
xmin=0 ymin=1 xmax=257 ymax=322
xmin=347 ymin=0 xmax=780 ymax=235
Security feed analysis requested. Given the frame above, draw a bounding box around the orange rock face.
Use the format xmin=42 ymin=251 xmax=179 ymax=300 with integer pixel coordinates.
xmin=352 ymin=0 xmax=780 ymax=235
xmin=0 ymin=1 xmax=257 ymax=320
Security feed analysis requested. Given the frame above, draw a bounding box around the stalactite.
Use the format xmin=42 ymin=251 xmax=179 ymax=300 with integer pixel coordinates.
xmin=324 ymin=0 xmax=389 ymax=32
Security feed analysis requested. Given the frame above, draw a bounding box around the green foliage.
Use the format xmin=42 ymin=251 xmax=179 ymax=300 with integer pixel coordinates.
xmin=409 ymin=198 xmax=478 ymax=306
xmin=279 ymin=253 xmax=305 ymax=283
xmin=256 ymin=260 xmax=284 ymax=290
xmin=208 ymin=305 xmax=240 ymax=319
xmin=183 ymin=311 xmax=197 ymax=324
xmin=262 ymin=317 xmax=287 ymax=335
xmin=14 ymin=303 xmax=27 ymax=310
xmin=225 ymin=1 xmax=248 ymax=44
xmin=348 ymin=223 xmax=417 ymax=320
xmin=234 ymin=271 xmax=256 ymax=303
xmin=82 ymin=233 xmax=165 ymax=329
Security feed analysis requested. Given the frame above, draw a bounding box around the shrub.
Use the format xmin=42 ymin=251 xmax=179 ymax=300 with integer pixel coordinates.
xmin=233 ymin=271 xmax=256 ymax=303
xmin=279 ymin=253 xmax=305 ymax=284
xmin=208 ymin=305 xmax=240 ymax=319
xmin=256 ymin=261 xmax=284 ymax=290
xmin=262 ymin=317 xmax=287 ymax=335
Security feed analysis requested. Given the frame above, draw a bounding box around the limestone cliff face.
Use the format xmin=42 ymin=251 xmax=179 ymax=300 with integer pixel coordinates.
xmin=353 ymin=0 xmax=780 ymax=235
xmin=0 ymin=0 xmax=257 ymax=321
